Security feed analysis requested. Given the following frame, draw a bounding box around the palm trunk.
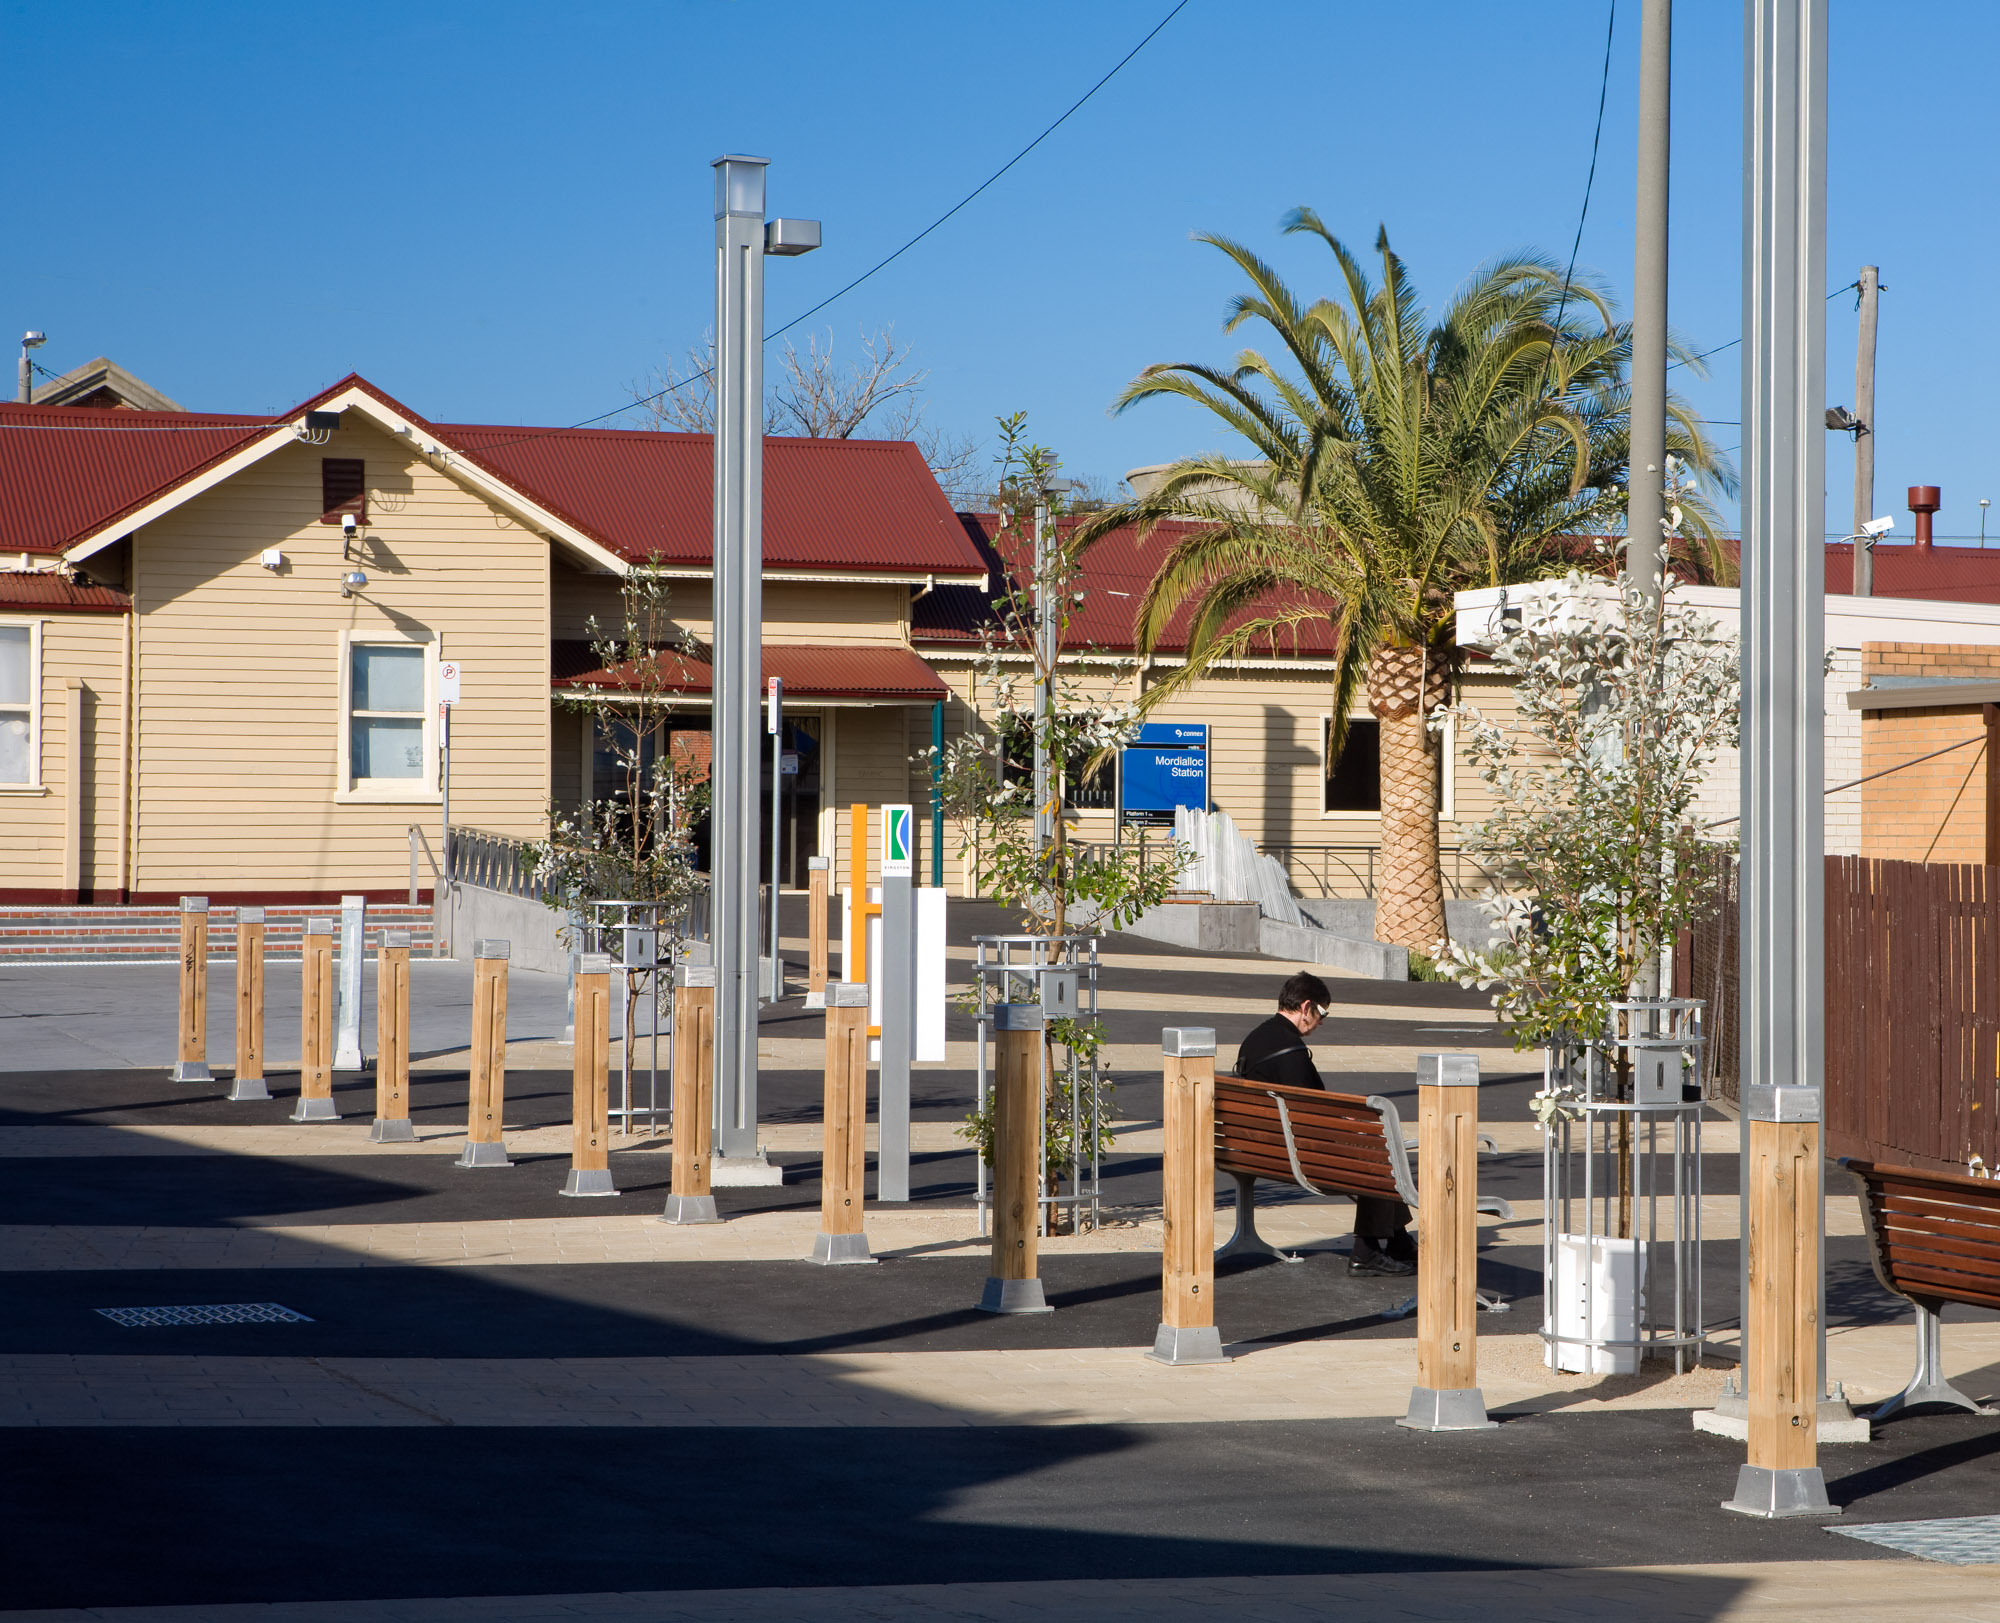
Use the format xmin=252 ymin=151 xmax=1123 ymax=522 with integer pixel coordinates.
xmin=1367 ymin=643 xmax=1450 ymax=955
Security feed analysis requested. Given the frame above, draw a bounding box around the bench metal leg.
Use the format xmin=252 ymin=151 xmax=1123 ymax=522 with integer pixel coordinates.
xmin=1215 ymin=1172 xmax=1302 ymax=1263
xmin=1869 ymin=1302 xmax=1996 ymax=1421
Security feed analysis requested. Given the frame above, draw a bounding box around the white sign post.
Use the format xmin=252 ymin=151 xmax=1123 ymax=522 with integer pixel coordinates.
xmin=438 ymin=660 xmax=460 ymax=957
xmin=878 ymin=804 xmax=915 ymax=1201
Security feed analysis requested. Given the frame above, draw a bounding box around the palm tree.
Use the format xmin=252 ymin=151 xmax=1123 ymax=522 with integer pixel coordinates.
xmin=1073 ymin=214 xmax=1731 ymax=954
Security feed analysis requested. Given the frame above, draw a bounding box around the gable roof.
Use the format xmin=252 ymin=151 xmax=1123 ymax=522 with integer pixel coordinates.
xmin=0 ymin=374 xmax=989 ymax=583
xmin=29 ymin=358 xmax=186 ymax=412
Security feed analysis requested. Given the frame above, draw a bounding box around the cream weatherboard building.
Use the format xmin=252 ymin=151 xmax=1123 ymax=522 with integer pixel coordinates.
xmin=0 ymin=374 xmax=1503 ymax=921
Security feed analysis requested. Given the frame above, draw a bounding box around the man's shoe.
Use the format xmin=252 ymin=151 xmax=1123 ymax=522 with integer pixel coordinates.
xmin=1349 ymin=1250 xmax=1416 ymax=1277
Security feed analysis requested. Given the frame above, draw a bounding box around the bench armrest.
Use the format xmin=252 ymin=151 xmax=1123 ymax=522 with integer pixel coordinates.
xmin=1476 ymin=1195 xmax=1515 ymax=1221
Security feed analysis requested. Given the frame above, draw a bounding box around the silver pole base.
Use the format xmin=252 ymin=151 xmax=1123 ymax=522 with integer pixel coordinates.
xmin=171 ymin=1062 xmax=214 ymax=1083
xmin=227 ymin=1076 xmax=271 ymax=1102
xmin=561 ymin=1168 xmax=619 ymax=1197
xmin=1722 ymin=1465 xmax=1840 ymax=1518
xmin=810 ymin=1231 xmax=878 ymax=1266
xmin=290 ymin=1096 xmax=339 ymax=1123
xmin=978 ymin=1276 xmax=1053 ymax=1315
xmin=455 ymin=1140 xmax=512 ymax=1169
xmin=661 ymin=1194 xmax=722 ymax=1225
xmin=369 ymin=1117 xmax=416 ymax=1143
xmin=1399 ymin=1387 xmax=1498 ymax=1432
xmin=1147 ymin=1324 xmax=1229 ymax=1365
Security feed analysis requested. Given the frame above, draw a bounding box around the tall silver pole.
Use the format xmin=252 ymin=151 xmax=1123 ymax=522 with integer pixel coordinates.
xmin=1628 ymin=0 xmax=1671 ymax=604
xmin=1729 ymin=0 xmax=1835 ymax=1517
xmin=1851 ymin=265 xmax=1880 ymax=596
xmin=768 ymin=675 xmax=783 ymax=993
xmin=712 ymin=154 xmax=769 ymax=1167
xmin=1032 ymin=496 xmax=1052 ymax=852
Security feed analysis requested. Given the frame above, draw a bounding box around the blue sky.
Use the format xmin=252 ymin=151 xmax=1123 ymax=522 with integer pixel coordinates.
xmin=8 ymin=0 xmax=1993 ymax=536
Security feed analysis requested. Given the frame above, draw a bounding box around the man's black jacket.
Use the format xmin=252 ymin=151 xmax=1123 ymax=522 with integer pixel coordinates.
xmin=1235 ymin=1013 xmax=1321 ymax=1090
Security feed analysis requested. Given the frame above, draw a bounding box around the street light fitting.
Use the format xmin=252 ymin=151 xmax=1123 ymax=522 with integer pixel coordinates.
xmin=764 ymin=217 xmax=821 ymax=256
xmin=340 ymin=570 xmax=368 ymax=598
xmin=20 ymin=331 xmax=45 ymax=350
xmin=1824 ymin=405 xmax=1861 ymax=434
xmin=713 ymin=154 xmax=769 ymax=219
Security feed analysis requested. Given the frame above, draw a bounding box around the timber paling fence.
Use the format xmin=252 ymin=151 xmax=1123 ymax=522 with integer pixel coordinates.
xmin=1679 ymin=848 xmax=2000 ymax=1174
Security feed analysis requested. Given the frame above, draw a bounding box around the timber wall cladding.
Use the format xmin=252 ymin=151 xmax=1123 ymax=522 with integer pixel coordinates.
xmin=1824 ymin=855 xmax=2000 ymax=1175
xmin=129 ymin=422 xmax=549 ymax=894
xmin=0 ymin=614 xmax=125 ymax=895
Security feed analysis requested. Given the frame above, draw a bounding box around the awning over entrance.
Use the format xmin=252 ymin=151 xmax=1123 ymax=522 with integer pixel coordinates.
xmin=551 ymin=640 xmax=949 ymax=705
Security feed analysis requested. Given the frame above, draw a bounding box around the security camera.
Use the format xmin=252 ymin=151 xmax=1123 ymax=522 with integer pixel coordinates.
xmin=341 ymin=512 xmax=358 ymax=537
xmin=1862 ymin=516 xmax=1895 ymax=538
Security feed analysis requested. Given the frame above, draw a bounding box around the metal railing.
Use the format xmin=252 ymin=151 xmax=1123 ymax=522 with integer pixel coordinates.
xmin=1256 ymin=844 xmax=1503 ymax=901
xmin=446 ymin=827 xmax=551 ymax=902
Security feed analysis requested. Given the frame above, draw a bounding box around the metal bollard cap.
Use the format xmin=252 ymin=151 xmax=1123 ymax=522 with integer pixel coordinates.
xmin=993 ymin=1002 xmax=1044 ymax=1032
xmin=1417 ymin=1053 xmax=1480 ymax=1088
xmin=675 ymin=963 xmax=717 ymax=989
xmin=306 ymin=918 xmax=336 ymax=936
xmin=180 ymin=895 xmax=209 ymax=914
xmin=237 ymin=905 xmax=265 ymax=924
xmin=1745 ymin=1083 xmax=1820 ymax=1123
xmin=808 ymin=855 xmax=831 ymax=871
xmin=473 ymin=939 xmax=510 ymax=961
xmin=826 ymin=980 xmax=868 ymax=1007
xmin=381 ymin=930 xmax=412 ymax=950
xmin=1162 ymin=1027 xmax=1216 ymax=1058
xmin=576 ymin=952 xmax=613 ymax=975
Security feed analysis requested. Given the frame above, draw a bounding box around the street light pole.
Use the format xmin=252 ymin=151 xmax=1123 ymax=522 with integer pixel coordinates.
xmin=1628 ymin=0 xmax=1672 ymax=606
xmin=1726 ymin=0 xmax=1836 ymax=1520
xmin=709 ymin=155 xmax=817 ymax=1179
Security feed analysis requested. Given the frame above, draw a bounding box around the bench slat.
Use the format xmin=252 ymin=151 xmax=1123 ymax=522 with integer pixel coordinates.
xmin=1879 ymin=1229 xmax=2000 ymax=1272
xmin=1873 ymin=1193 xmax=2000 ymax=1235
xmin=1874 ymin=1263 xmax=2000 ymax=1313
xmin=1843 ymin=1157 xmax=2000 ymax=1314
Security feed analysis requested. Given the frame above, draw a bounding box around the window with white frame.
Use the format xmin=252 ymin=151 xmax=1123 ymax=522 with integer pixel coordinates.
xmin=343 ymin=638 xmax=433 ymax=793
xmin=0 ymin=623 xmax=35 ymax=785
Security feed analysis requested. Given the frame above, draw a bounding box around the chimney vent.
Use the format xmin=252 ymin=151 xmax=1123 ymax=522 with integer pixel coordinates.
xmin=1909 ymin=485 xmax=1942 ymax=551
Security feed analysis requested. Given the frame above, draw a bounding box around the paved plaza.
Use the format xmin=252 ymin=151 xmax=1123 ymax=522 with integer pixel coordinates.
xmin=3 ymin=902 xmax=1999 ymax=1620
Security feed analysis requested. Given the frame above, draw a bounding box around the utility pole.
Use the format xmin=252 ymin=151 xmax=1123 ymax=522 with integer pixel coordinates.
xmin=1851 ymin=265 xmax=1880 ymax=596
xmin=18 ymin=331 xmax=45 ymax=404
xmin=1627 ymin=0 xmax=1672 ymax=606
xmin=709 ymin=155 xmax=817 ymax=1180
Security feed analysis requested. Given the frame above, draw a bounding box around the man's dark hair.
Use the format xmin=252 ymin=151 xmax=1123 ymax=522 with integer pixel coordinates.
xmin=1277 ymin=971 xmax=1332 ymax=1012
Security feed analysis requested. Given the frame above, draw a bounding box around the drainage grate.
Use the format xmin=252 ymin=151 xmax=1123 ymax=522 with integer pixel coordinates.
xmin=1831 ymin=1514 xmax=2000 ymax=1564
xmin=95 ymin=1303 xmax=314 ymax=1329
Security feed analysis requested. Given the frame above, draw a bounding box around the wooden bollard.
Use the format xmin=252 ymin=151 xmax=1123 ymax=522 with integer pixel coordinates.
xmin=456 ymin=939 xmax=512 ymax=1168
xmin=563 ymin=952 xmax=617 ymax=1196
xmin=1401 ymin=1052 xmax=1494 ymax=1430
xmin=1150 ymin=1027 xmax=1227 ymax=1363
xmin=292 ymin=918 xmax=339 ymax=1121
xmin=811 ymin=980 xmax=875 ymax=1264
xmin=228 ymin=905 xmax=269 ymax=1101
xmin=805 ymin=855 xmax=831 ymax=1008
xmin=370 ymin=929 xmax=415 ymax=1142
xmin=1724 ymin=1084 xmax=1836 ymax=1517
xmin=979 ymin=1001 xmax=1052 ymax=1314
xmin=662 ymin=962 xmax=719 ymax=1223
xmin=171 ymin=896 xmax=212 ymax=1083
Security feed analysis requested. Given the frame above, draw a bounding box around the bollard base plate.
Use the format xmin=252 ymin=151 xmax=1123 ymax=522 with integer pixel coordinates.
xmin=978 ymin=1276 xmax=1053 ymax=1315
xmin=368 ymin=1116 xmax=415 ymax=1143
xmin=810 ymin=1231 xmax=878 ymax=1266
xmin=1398 ymin=1387 xmax=1498 ymax=1432
xmin=227 ymin=1076 xmax=271 ymax=1102
xmin=455 ymin=1140 xmax=512 ymax=1169
xmin=1722 ymin=1464 xmax=1841 ymax=1518
xmin=290 ymin=1096 xmax=339 ymax=1123
xmin=561 ymin=1168 xmax=619 ymax=1197
xmin=1147 ymin=1324 xmax=1229 ymax=1365
xmin=661 ymin=1194 xmax=722 ymax=1225
xmin=171 ymin=1063 xmax=214 ymax=1084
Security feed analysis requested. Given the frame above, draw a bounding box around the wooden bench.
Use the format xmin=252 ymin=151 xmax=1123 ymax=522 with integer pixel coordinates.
xmin=1215 ymin=1075 xmax=1514 ymax=1295
xmin=1841 ymin=1157 xmax=2000 ymax=1420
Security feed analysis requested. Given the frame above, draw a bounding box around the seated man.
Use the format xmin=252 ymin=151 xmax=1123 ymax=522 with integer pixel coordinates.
xmin=1235 ymin=971 xmax=1417 ymax=1277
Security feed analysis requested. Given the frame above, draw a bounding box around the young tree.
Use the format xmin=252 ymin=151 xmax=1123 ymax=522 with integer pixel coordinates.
xmin=1072 ymin=216 xmax=1734 ymax=954
xmin=527 ymin=560 xmax=711 ymax=915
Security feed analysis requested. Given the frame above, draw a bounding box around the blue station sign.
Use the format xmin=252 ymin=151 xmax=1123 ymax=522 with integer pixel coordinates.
xmin=1121 ymin=723 xmax=1208 ymax=827
xmin=1133 ymin=721 xmax=1208 ymax=748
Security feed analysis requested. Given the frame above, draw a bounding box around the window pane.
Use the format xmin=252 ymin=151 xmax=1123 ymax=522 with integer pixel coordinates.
xmin=1325 ymin=719 xmax=1382 ymax=812
xmin=0 ymin=627 xmax=28 ymax=707
xmin=352 ymin=717 xmax=424 ymax=780
xmin=352 ymin=644 xmax=424 ymax=713
xmin=0 ymin=714 xmax=27 ymax=784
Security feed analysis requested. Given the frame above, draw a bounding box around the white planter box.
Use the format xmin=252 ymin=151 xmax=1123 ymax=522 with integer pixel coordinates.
xmin=1547 ymin=1232 xmax=1644 ymax=1375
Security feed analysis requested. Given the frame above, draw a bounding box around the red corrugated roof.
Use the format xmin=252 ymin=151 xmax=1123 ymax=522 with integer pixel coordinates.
xmin=1825 ymin=543 xmax=2000 ymax=604
xmin=0 ymin=573 xmax=130 ymax=613
xmin=440 ymin=422 xmax=986 ymax=577
xmin=914 ymin=513 xmax=1342 ymax=657
xmin=0 ymin=374 xmax=989 ymax=581
xmin=552 ymin=640 xmax=947 ymax=701
xmin=0 ymin=401 xmax=281 ymax=554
